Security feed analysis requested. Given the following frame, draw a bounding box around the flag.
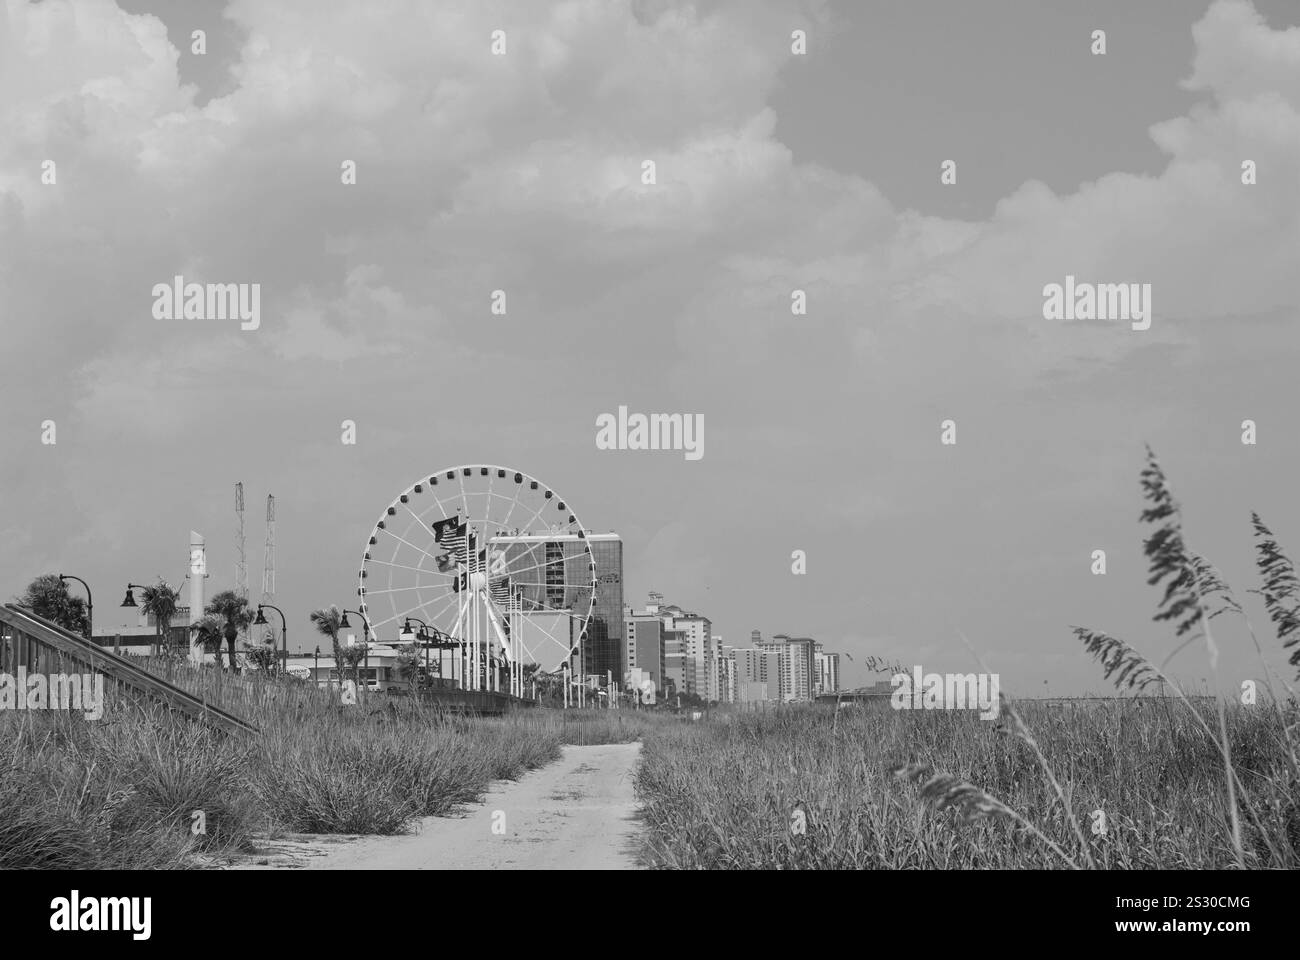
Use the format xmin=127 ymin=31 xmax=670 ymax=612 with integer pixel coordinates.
xmin=466 ymin=531 xmax=484 ymax=574
xmin=431 ymin=516 xmax=460 ymax=545
xmin=434 ymin=519 xmax=469 ymax=571
xmin=490 ymin=575 xmax=511 ymax=605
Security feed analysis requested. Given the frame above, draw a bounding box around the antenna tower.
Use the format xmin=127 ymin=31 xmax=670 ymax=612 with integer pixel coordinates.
xmin=261 ymin=494 xmax=276 ymax=609
xmin=235 ymin=482 xmax=248 ymax=600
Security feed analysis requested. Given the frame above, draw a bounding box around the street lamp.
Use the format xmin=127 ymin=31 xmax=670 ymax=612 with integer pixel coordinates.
xmin=419 ymin=625 xmax=461 ymax=690
xmin=338 ymin=608 xmax=372 ymax=689
xmin=254 ymin=604 xmax=288 ymax=674
xmin=121 ymin=583 xmax=154 ymax=655
xmin=314 ymin=645 xmax=321 ymax=685
xmin=402 ymin=617 xmax=431 ymax=690
xmin=58 ymin=574 xmax=93 ymax=640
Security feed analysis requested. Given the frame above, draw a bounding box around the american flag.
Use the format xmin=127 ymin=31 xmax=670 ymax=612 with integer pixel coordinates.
xmin=489 ymin=575 xmax=511 ymax=605
xmin=433 ymin=519 xmax=468 ymax=567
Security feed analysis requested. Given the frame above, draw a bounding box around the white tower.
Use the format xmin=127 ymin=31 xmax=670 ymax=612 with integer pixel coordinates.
xmin=188 ymin=531 xmax=207 ymax=664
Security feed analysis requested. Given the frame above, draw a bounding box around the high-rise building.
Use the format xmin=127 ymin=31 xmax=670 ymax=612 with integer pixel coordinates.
xmin=773 ymin=634 xmax=817 ymax=702
xmin=663 ymin=629 xmax=694 ymax=699
xmin=732 ymin=647 xmax=781 ymax=702
xmin=716 ymin=640 xmax=735 ymax=703
xmin=815 ymin=649 xmax=841 ymax=695
xmin=625 ymin=614 xmax=666 ymax=689
xmin=490 ymin=531 xmax=623 ymax=681
xmin=669 ymin=612 xmax=713 ymax=701
xmin=629 ymin=593 xmax=714 ymax=701
xmin=755 ymin=636 xmax=789 ymax=699
xmin=586 ymin=534 xmax=625 ymax=681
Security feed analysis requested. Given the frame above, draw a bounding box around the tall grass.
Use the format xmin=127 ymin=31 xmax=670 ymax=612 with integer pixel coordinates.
xmin=634 ymin=447 xmax=1300 ymax=869
xmin=0 ymin=705 xmax=256 ymax=869
xmin=635 ymin=699 xmax=1299 ymax=869
xmin=0 ymin=663 xmax=591 ymax=867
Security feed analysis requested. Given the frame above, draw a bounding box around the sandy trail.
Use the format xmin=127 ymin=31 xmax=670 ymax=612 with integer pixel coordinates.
xmin=235 ymin=742 xmax=643 ymax=871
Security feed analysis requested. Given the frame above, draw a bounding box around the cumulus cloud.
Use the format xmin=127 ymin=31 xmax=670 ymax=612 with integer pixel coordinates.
xmin=1 ymin=0 xmax=1298 ymax=690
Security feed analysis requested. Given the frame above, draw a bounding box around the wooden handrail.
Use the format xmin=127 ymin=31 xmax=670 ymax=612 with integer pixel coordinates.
xmin=1 ymin=604 xmax=258 ymax=737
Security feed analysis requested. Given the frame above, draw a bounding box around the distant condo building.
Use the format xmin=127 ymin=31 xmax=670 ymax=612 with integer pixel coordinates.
xmin=624 ymin=611 xmax=667 ymax=691
xmin=731 ymin=646 xmax=781 ymax=703
xmin=622 ymin=596 xmax=846 ymax=707
xmin=773 ymin=634 xmax=817 ymax=702
xmin=738 ymin=631 xmax=845 ymax=704
xmin=814 ymin=645 xmax=841 ymax=696
xmin=629 ymin=592 xmax=713 ymax=701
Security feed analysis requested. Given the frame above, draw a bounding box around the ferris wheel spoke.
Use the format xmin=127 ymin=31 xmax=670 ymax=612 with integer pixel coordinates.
xmin=375 ymin=526 xmax=444 ymax=568
xmin=495 ymin=478 xmax=529 ymax=539
xmin=366 ymin=556 xmax=455 ymax=578
xmin=401 ymin=502 xmax=441 ymax=541
xmin=361 ymin=585 xmax=442 ymax=597
xmin=517 ymin=612 xmax=575 ymax=662
xmin=483 ymin=495 xmax=560 ymax=584
xmin=414 ymin=592 xmax=460 ymax=629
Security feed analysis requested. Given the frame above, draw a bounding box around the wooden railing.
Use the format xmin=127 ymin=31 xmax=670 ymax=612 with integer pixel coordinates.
xmin=0 ymin=604 xmax=258 ymax=737
xmin=389 ymin=685 xmax=535 ymax=715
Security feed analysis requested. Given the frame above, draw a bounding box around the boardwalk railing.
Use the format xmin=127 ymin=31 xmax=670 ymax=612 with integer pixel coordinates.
xmin=405 ymin=686 xmax=534 ymax=715
xmin=0 ymin=603 xmax=258 ymax=737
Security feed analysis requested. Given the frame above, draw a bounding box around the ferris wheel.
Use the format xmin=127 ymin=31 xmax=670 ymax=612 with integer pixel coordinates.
xmin=358 ymin=465 xmax=596 ymax=695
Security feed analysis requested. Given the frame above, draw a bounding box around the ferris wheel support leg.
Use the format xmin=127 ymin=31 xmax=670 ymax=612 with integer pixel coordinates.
xmin=449 ymin=598 xmax=467 ymax=689
xmin=483 ymin=601 xmax=510 ymax=660
xmin=474 ymin=589 xmax=483 ymax=692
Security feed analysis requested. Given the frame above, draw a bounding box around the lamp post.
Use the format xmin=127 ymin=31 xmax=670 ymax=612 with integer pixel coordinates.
xmin=120 ymin=583 xmax=150 ymax=655
xmin=339 ymin=608 xmax=372 ymax=690
xmin=254 ymin=603 xmax=287 ymax=674
xmin=58 ymin=574 xmax=93 ymax=640
xmin=402 ymin=617 xmax=431 ymax=692
xmin=422 ymin=626 xmax=460 ymax=690
xmin=314 ymin=645 xmax=320 ymax=685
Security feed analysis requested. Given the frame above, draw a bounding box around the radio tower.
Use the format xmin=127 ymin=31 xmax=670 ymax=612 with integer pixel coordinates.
xmin=261 ymin=494 xmax=276 ymax=611
xmin=235 ymin=482 xmax=248 ymax=644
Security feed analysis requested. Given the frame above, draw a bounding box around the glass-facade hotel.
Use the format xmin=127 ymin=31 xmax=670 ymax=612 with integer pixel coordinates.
xmin=487 ymin=532 xmax=624 ymax=682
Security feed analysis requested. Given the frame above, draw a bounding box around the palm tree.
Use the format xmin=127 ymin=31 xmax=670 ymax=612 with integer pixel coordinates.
xmin=16 ymin=574 xmax=89 ymax=635
xmin=310 ymin=605 xmax=345 ymax=689
xmin=140 ymin=580 xmax=180 ymax=657
xmin=206 ymin=590 xmax=253 ymax=673
xmin=189 ymin=613 xmax=227 ymax=669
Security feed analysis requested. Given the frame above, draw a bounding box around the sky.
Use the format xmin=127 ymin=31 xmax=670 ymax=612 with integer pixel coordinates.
xmin=1 ymin=0 xmax=1298 ymax=695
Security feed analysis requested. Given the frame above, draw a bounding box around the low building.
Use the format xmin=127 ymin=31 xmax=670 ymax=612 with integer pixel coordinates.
xmin=92 ymin=606 xmax=194 ymax=657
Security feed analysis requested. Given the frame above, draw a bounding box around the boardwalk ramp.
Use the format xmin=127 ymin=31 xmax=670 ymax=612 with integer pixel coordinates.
xmin=0 ymin=603 xmax=258 ymax=736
